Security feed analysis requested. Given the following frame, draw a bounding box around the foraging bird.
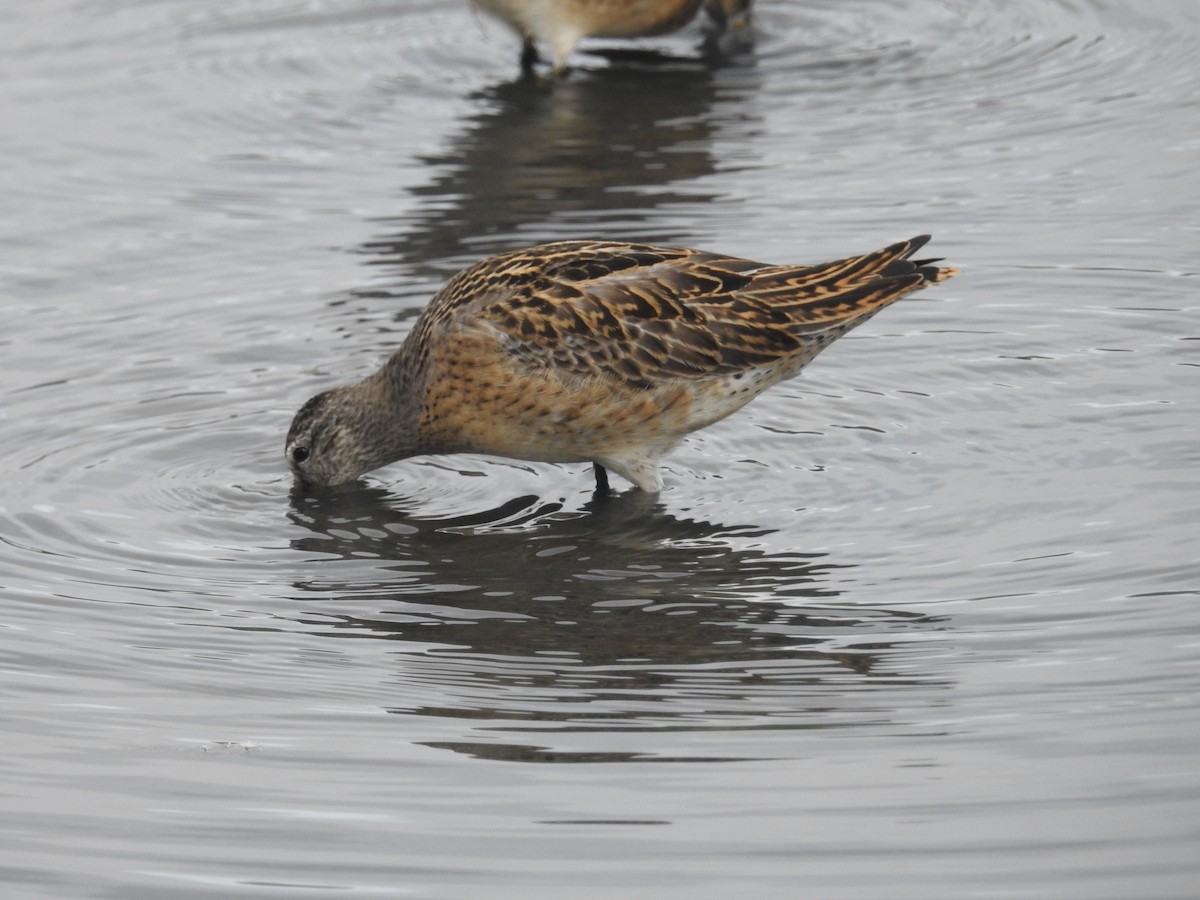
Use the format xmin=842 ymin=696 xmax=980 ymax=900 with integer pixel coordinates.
xmin=471 ymin=0 xmax=753 ymax=76
xmin=287 ymin=236 xmax=958 ymax=493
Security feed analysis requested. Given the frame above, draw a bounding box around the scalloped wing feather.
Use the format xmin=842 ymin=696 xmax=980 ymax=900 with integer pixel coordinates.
xmin=423 ymin=237 xmax=957 ymax=389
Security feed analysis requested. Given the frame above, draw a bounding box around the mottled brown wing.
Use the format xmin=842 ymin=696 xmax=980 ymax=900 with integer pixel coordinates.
xmin=436 ymin=238 xmax=954 ymax=390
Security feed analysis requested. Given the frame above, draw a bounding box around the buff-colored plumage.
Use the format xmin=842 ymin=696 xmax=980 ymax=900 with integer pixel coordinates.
xmin=472 ymin=0 xmax=753 ymax=75
xmin=286 ymin=236 xmax=957 ymax=493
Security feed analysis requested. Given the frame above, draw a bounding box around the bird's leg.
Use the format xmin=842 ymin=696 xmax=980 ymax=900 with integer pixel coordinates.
xmin=519 ymin=37 xmax=540 ymax=75
xmin=705 ymin=0 xmax=753 ymax=33
xmin=702 ymin=0 xmax=753 ymax=57
xmin=592 ymin=462 xmax=611 ymax=495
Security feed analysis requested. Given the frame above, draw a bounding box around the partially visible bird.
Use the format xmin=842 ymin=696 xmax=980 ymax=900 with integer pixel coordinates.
xmin=286 ymin=235 xmax=958 ymax=494
xmin=471 ymin=0 xmax=753 ymax=76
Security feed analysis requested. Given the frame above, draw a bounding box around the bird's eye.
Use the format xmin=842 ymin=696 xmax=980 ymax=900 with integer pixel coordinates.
xmin=291 ymin=446 xmax=310 ymax=464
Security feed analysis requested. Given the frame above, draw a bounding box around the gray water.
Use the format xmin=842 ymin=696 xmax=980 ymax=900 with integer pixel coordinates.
xmin=2 ymin=1 xmax=1198 ymax=897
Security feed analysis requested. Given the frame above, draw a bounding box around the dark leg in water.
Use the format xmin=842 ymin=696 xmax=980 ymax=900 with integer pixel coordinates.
xmin=520 ymin=38 xmax=540 ymax=74
xmin=592 ymin=462 xmax=610 ymax=494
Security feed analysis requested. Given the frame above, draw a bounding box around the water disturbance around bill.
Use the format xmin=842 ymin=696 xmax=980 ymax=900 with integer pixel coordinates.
xmin=1 ymin=1 xmax=1197 ymax=897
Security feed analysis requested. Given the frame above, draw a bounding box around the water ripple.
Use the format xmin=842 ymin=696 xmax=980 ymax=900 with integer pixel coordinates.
xmin=3 ymin=0 xmax=1199 ymax=891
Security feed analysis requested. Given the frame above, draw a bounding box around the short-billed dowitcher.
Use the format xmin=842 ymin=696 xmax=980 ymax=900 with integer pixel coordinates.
xmin=472 ymin=0 xmax=753 ymax=76
xmin=287 ymin=236 xmax=957 ymax=493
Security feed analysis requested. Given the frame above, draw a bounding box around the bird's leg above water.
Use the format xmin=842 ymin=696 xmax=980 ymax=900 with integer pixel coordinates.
xmin=706 ymin=0 xmax=753 ymax=32
xmin=592 ymin=462 xmax=611 ymax=495
xmin=519 ymin=37 xmax=540 ymax=74
xmin=519 ymin=38 xmax=567 ymax=84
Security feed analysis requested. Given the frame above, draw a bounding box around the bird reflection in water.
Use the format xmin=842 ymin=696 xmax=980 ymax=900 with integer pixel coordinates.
xmin=362 ymin=53 xmax=763 ymax=284
xmin=285 ymin=486 xmax=949 ymax=762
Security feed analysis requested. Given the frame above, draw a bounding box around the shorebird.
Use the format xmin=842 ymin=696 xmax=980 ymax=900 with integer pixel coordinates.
xmin=287 ymin=236 xmax=958 ymax=493
xmin=471 ymin=0 xmax=753 ymax=76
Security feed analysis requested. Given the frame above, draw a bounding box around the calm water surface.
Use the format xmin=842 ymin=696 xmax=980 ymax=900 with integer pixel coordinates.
xmin=2 ymin=1 xmax=1198 ymax=897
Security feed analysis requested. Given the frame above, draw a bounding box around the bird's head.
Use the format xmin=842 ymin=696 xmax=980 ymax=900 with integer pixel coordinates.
xmin=285 ymin=380 xmax=418 ymax=490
